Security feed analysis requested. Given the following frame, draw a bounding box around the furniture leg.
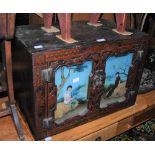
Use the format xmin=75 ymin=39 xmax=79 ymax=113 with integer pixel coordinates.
xmin=4 ymin=40 xmax=25 ymax=140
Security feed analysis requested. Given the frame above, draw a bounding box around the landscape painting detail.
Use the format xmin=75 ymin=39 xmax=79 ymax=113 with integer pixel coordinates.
xmin=100 ymin=53 xmax=134 ymax=108
xmin=54 ymin=60 xmax=93 ymax=124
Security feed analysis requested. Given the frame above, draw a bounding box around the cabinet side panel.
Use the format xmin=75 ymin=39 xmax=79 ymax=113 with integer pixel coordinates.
xmin=12 ymin=39 xmax=36 ymax=136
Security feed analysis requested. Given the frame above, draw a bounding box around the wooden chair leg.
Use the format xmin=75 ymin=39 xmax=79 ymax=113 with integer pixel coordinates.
xmin=43 ymin=13 xmax=53 ymax=29
xmin=115 ymin=13 xmax=127 ymax=33
xmin=4 ymin=41 xmax=15 ymax=104
xmin=90 ymin=13 xmax=101 ymax=24
xmin=11 ymin=104 xmax=25 ymax=140
xmin=87 ymin=13 xmax=102 ymax=27
xmin=42 ymin=13 xmax=59 ymax=33
xmin=4 ymin=41 xmax=25 ymax=140
xmin=57 ymin=13 xmax=76 ymax=43
xmin=113 ymin=13 xmax=132 ymax=35
xmin=58 ymin=13 xmax=71 ymax=41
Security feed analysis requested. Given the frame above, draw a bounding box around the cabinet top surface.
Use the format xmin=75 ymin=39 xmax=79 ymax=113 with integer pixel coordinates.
xmin=15 ymin=20 xmax=148 ymax=54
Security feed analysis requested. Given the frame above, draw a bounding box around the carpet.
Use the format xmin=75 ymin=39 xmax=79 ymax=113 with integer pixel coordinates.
xmin=110 ymin=118 xmax=155 ymax=141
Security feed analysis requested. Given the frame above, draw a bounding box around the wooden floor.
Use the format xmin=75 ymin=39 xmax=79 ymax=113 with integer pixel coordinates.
xmin=0 ymin=97 xmax=33 ymax=141
xmin=0 ymin=90 xmax=155 ymax=141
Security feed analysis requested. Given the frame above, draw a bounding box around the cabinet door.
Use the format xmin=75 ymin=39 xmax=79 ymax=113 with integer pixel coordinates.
xmin=100 ymin=52 xmax=134 ymax=109
xmin=41 ymin=67 xmax=56 ymax=129
xmin=54 ymin=60 xmax=93 ymax=124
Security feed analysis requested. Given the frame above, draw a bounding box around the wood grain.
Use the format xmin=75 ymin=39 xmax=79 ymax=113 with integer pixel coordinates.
xmin=0 ymin=98 xmax=34 ymax=141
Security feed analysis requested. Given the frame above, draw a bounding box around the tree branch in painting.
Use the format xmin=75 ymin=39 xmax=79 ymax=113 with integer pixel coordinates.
xmin=118 ymin=64 xmax=128 ymax=76
xmin=57 ymin=66 xmax=71 ymax=96
xmin=57 ymin=64 xmax=88 ymax=97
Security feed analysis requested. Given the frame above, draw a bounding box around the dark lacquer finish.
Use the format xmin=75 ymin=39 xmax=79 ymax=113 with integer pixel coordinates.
xmin=12 ymin=20 xmax=149 ymax=140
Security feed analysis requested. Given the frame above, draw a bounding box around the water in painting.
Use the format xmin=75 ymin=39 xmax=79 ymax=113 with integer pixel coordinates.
xmin=100 ymin=53 xmax=134 ymax=108
xmin=55 ymin=60 xmax=93 ymax=124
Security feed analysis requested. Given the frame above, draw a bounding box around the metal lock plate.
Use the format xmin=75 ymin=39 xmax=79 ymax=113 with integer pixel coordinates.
xmin=138 ymin=50 xmax=144 ymax=59
xmin=42 ymin=117 xmax=53 ymax=129
xmin=41 ymin=68 xmax=53 ymax=83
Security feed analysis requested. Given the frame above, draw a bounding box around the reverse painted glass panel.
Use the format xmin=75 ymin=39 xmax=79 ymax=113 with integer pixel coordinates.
xmin=100 ymin=53 xmax=134 ymax=108
xmin=55 ymin=60 xmax=93 ymax=124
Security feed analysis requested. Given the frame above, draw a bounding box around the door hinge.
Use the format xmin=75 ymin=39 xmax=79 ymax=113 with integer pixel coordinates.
xmin=41 ymin=68 xmax=53 ymax=83
xmin=42 ymin=117 xmax=53 ymax=129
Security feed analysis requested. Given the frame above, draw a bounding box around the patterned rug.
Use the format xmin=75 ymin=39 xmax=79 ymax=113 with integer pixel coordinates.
xmin=110 ymin=118 xmax=155 ymax=141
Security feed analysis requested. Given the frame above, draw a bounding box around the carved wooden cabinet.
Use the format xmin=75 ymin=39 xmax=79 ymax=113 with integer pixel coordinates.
xmin=12 ymin=20 xmax=148 ymax=140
